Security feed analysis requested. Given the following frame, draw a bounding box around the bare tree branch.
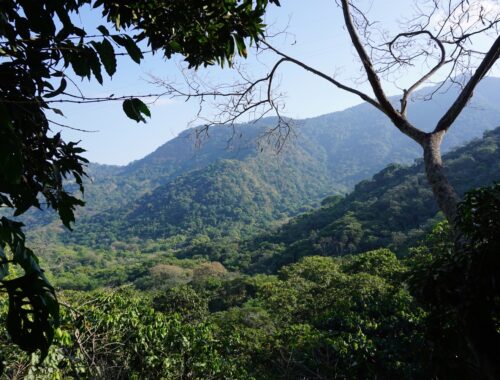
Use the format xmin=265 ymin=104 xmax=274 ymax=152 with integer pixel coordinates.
xmin=260 ymin=40 xmax=384 ymax=112
xmin=388 ymin=30 xmax=448 ymax=115
xmin=434 ymin=34 xmax=500 ymax=133
xmin=339 ymin=0 xmax=426 ymax=144
xmin=340 ymin=0 xmax=398 ymax=114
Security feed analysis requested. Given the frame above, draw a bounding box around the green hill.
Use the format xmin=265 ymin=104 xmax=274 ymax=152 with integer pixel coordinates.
xmin=42 ymin=77 xmax=500 ymax=244
xmin=64 ymin=150 xmax=331 ymax=246
xmin=237 ymin=127 xmax=500 ymax=273
xmin=42 ymin=127 xmax=500 ymax=290
xmin=14 ymin=77 xmax=500 ymax=252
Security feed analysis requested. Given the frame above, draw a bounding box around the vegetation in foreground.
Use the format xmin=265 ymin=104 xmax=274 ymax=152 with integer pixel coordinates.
xmin=1 ymin=182 xmax=499 ymax=379
xmin=1 ymin=127 xmax=497 ymax=379
xmin=0 ymin=249 xmax=441 ymax=379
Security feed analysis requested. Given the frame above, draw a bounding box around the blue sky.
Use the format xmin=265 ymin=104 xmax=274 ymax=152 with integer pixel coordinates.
xmin=54 ymin=1 xmax=500 ymax=165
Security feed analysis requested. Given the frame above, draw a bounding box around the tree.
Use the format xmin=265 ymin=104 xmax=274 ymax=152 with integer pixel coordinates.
xmin=160 ymin=0 xmax=499 ymax=226
xmin=0 ymin=0 xmax=279 ymax=361
xmin=150 ymin=0 xmax=499 ymax=375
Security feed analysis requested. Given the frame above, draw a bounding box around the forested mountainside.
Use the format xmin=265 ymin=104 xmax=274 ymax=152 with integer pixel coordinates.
xmin=236 ymin=127 xmax=500 ymax=273
xmin=33 ymin=127 xmax=500 ymax=290
xmin=22 ymin=77 xmax=500 ymax=243
xmin=4 ymin=128 xmax=500 ymax=380
xmin=129 ymin=75 xmax=500 ymax=188
xmin=7 ymin=87 xmax=498 ymax=380
xmin=64 ymin=151 xmax=331 ymax=247
xmin=2 ymin=0 xmax=498 ymax=376
xmin=294 ymin=76 xmax=500 ymax=186
xmin=8 ymin=132 xmax=498 ymax=379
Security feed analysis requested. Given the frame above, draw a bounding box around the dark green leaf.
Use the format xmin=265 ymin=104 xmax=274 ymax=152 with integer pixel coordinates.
xmin=122 ymin=98 xmax=150 ymax=123
xmin=4 ymin=273 xmax=59 ymax=360
xmin=0 ymin=246 xmax=9 ymax=280
xmin=88 ymin=49 xmax=103 ymax=84
xmin=51 ymin=108 xmax=65 ymax=117
xmin=112 ymin=35 xmax=143 ymax=63
xmin=92 ymin=39 xmax=116 ymax=77
xmin=70 ymin=53 xmax=91 ymax=78
xmin=44 ymin=78 xmax=67 ymax=98
xmin=97 ymin=25 xmax=110 ymax=36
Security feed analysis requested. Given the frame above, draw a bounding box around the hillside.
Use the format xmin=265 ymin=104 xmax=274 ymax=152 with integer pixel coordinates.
xmin=36 ymin=77 xmax=498 ymax=244
xmin=64 ymin=150 xmax=331 ymax=247
xmin=295 ymin=76 xmax=500 ymax=186
xmin=235 ymin=127 xmax=500 ymax=273
xmin=35 ymin=127 xmax=500 ymax=291
xmin=13 ymin=77 xmax=499 ymax=249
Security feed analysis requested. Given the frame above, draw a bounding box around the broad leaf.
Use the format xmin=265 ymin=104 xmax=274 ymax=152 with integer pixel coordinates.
xmin=44 ymin=78 xmax=67 ymax=98
xmin=92 ymin=39 xmax=117 ymax=77
xmin=112 ymin=35 xmax=143 ymax=63
xmin=4 ymin=273 xmax=59 ymax=360
xmin=123 ymin=98 xmax=150 ymax=123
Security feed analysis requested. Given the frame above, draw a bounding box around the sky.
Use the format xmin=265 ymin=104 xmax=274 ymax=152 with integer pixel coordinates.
xmin=53 ymin=1 xmax=500 ymax=165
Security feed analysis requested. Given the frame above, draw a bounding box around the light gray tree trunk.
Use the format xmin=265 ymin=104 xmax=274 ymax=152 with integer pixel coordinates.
xmin=422 ymin=131 xmax=460 ymax=224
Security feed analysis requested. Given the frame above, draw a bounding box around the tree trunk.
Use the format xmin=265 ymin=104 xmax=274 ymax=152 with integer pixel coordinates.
xmin=422 ymin=131 xmax=460 ymax=224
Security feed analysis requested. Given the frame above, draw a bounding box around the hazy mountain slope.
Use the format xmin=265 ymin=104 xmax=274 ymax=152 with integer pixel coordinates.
xmin=72 ymin=76 xmax=500 ymax=215
xmin=33 ymin=128 xmax=500 ymax=291
xmin=239 ymin=127 xmax=500 ymax=273
xmin=297 ymin=76 xmax=500 ymax=187
xmin=125 ymin=76 xmax=499 ymax=188
xmin=64 ymin=143 xmax=333 ymax=246
xmin=18 ymin=77 xmax=500 ymax=238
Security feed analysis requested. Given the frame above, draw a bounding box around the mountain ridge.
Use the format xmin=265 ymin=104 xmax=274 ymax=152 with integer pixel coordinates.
xmin=36 ymin=125 xmax=500 ymax=290
xmin=20 ymin=77 xmax=500 ymax=245
xmin=236 ymin=127 xmax=500 ymax=273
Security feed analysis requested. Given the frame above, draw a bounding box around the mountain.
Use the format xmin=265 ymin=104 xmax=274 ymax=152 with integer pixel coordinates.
xmin=236 ymin=127 xmax=500 ymax=274
xmin=23 ymin=77 xmax=500 ymax=246
xmin=295 ymin=76 xmax=500 ymax=186
xmin=64 ymin=149 xmax=332 ymax=246
xmin=37 ymin=126 xmax=500 ymax=291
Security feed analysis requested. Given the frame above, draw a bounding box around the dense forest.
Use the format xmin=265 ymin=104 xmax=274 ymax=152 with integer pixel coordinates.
xmin=13 ymin=77 xmax=498 ymax=238
xmin=1 ymin=0 xmax=499 ymax=377
xmin=23 ymin=126 xmax=500 ymax=292
xmin=2 ymin=184 xmax=498 ymax=378
xmin=18 ymin=77 xmax=500 ymax=237
xmin=2 ymin=86 xmax=499 ymax=378
xmin=2 ymin=124 xmax=498 ymax=378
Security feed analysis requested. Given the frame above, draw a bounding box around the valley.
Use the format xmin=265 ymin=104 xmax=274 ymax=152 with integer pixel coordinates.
xmin=2 ymin=1 xmax=499 ymax=377
xmin=3 ymin=78 xmax=500 ymax=379
xmin=17 ymin=78 xmax=499 ymax=291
